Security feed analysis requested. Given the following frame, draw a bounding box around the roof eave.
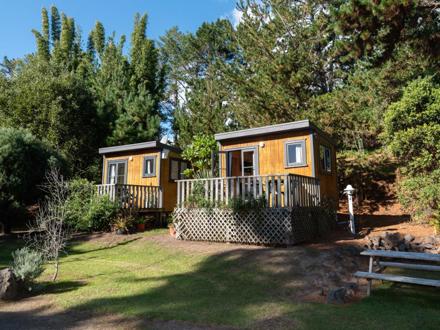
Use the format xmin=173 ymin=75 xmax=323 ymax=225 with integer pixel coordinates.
xmin=99 ymin=141 xmax=181 ymax=155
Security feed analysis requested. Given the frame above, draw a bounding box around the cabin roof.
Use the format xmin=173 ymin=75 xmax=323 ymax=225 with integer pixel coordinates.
xmin=214 ymin=119 xmax=336 ymax=145
xmin=99 ymin=140 xmax=181 ymax=155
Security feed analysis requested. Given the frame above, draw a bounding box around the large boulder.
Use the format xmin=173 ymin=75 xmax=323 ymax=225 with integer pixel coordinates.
xmin=0 ymin=268 xmax=18 ymax=300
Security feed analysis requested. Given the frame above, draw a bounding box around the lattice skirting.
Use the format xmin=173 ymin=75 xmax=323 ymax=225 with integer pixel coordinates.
xmin=174 ymin=207 xmax=334 ymax=245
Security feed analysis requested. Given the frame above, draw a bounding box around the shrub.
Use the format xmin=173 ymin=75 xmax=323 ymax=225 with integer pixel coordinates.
xmin=0 ymin=127 xmax=65 ymax=233
xmin=66 ymin=178 xmax=119 ymax=231
xmin=384 ymin=77 xmax=440 ymax=224
xmin=182 ymin=135 xmax=217 ymax=177
xmin=87 ymin=195 xmax=120 ymax=231
xmin=11 ymin=247 xmax=44 ymax=284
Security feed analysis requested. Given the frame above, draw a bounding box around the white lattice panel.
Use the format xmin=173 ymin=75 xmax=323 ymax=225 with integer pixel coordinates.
xmin=173 ymin=207 xmax=331 ymax=245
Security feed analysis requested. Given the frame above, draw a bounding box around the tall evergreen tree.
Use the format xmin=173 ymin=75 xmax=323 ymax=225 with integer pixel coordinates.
xmin=161 ymin=20 xmax=237 ymax=146
xmin=222 ymin=0 xmax=339 ymax=128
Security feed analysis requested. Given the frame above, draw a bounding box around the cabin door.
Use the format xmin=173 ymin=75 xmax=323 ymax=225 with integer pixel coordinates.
xmin=107 ymin=160 xmax=127 ymax=184
xmin=226 ymin=148 xmax=257 ymax=176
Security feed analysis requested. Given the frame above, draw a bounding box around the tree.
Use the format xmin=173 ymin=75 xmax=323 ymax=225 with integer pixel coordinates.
xmin=384 ymin=76 xmax=440 ymax=225
xmin=0 ymin=57 xmax=100 ymax=177
xmin=310 ymin=45 xmax=434 ymax=150
xmin=91 ymin=13 xmax=165 ymax=146
xmin=161 ymin=20 xmax=238 ymax=146
xmin=27 ymin=169 xmax=72 ymax=281
xmin=331 ymin=0 xmax=440 ymax=63
xmin=0 ymin=128 xmax=65 ymax=233
xmin=182 ymin=134 xmax=218 ymax=177
xmin=220 ymin=0 xmax=339 ymax=128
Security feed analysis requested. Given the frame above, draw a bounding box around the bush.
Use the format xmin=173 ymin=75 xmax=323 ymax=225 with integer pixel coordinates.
xmin=11 ymin=247 xmax=44 ymax=284
xmin=0 ymin=127 xmax=65 ymax=233
xmin=384 ymin=77 xmax=440 ymax=224
xmin=65 ymin=178 xmax=119 ymax=231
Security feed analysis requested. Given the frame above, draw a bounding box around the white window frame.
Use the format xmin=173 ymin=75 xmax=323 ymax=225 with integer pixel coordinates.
xmin=284 ymin=140 xmax=307 ymax=168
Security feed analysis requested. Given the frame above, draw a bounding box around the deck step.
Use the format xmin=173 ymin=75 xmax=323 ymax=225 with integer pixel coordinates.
xmin=354 ymin=271 xmax=440 ymax=287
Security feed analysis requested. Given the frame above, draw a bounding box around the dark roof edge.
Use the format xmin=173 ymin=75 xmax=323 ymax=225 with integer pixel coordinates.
xmin=309 ymin=123 xmax=337 ymax=146
xmin=214 ymin=119 xmax=336 ymax=145
xmin=99 ymin=140 xmax=181 ymax=155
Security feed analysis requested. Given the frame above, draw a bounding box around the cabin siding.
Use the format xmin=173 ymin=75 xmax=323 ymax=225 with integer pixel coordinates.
xmin=219 ymin=130 xmax=313 ymax=177
xmin=102 ymin=148 xmax=183 ymax=212
xmin=160 ymin=150 xmax=181 ymax=212
xmin=103 ymin=149 xmax=161 ymax=186
xmin=314 ymin=134 xmax=338 ymax=202
xmin=218 ymin=129 xmax=338 ymax=202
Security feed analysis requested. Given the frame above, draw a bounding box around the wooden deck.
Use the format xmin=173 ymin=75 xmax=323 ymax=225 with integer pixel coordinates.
xmin=176 ymin=174 xmax=321 ymax=208
xmin=97 ymin=183 xmax=163 ymax=210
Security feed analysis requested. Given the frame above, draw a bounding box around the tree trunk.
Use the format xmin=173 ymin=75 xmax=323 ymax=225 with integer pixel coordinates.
xmin=52 ymin=260 xmax=59 ymax=281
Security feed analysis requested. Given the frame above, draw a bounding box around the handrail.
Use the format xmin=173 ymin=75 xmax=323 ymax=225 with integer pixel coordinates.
xmin=97 ymin=183 xmax=163 ymax=209
xmin=176 ymin=174 xmax=320 ymax=208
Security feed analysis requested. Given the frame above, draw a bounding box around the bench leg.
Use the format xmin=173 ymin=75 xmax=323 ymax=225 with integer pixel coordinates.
xmin=367 ymin=256 xmax=374 ymax=296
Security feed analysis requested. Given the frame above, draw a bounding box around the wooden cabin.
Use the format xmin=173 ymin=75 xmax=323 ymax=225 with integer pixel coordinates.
xmin=214 ymin=119 xmax=338 ymax=203
xmin=174 ymin=120 xmax=338 ymax=246
xmin=176 ymin=119 xmax=337 ymax=209
xmin=98 ymin=141 xmax=189 ymax=214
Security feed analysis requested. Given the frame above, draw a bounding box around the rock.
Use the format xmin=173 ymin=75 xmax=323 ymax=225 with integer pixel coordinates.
xmin=0 ymin=268 xmax=18 ymax=300
xmin=404 ymin=234 xmax=415 ymax=243
xmin=398 ymin=243 xmax=407 ymax=251
xmin=327 ymin=287 xmax=347 ymax=304
xmin=422 ymin=236 xmax=435 ymax=245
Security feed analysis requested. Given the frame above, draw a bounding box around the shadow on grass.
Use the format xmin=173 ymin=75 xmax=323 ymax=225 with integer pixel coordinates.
xmin=41 ymin=280 xmax=87 ymax=295
xmin=1 ymin=246 xmax=440 ymax=329
xmin=67 ymin=236 xmax=142 ymax=256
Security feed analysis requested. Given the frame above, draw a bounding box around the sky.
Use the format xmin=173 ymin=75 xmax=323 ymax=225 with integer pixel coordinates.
xmin=0 ymin=0 xmax=241 ymax=59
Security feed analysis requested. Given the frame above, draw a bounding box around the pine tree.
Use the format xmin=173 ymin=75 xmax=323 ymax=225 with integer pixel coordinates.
xmin=91 ymin=22 xmax=106 ymax=56
xmin=161 ymin=20 xmax=237 ymax=146
xmin=50 ymin=6 xmax=61 ymax=44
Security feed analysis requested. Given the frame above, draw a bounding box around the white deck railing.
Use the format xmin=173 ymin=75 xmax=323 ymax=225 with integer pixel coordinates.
xmin=176 ymin=174 xmax=320 ymax=208
xmin=97 ymin=184 xmax=163 ymax=209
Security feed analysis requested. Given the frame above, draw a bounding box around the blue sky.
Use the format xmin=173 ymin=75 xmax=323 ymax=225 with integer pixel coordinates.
xmin=0 ymin=0 xmax=239 ymax=59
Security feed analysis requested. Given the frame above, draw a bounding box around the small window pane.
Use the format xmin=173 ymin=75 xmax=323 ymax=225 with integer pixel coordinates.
xmin=320 ymin=145 xmax=332 ymax=173
xmin=143 ymin=157 xmax=156 ymax=177
xmin=286 ymin=142 xmax=305 ymax=166
xmin=180 ymin=162 xmax=188 ymax=178
xmin=108 ymin=164 xmax=116 ymax=184
xmin=170 ymin=160 xmax=179 ymax=180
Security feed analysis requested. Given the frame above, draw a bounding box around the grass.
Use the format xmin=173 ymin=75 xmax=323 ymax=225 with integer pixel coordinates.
xmin=1 ymin=230 xmax=439 ymax=329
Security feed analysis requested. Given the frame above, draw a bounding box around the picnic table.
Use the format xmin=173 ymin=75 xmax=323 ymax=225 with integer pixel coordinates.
xmin=354 ymin=249 xmax=440 ymax=296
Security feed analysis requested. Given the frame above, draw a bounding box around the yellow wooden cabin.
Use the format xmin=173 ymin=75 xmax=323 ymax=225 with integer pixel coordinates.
xmin=176 ymin=119 xmax=337 ymax=208
xmin=98 ymin=141 xmax=189 ymax=214
xmin=215 ymin=119 xmax=338 ymax=202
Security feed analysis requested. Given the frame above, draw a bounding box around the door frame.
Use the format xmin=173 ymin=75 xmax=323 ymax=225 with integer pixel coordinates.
xmin=225 ymin=146 xmax=259 ymax=176
xmin=107 ymin=159 xmax=128 ymax=184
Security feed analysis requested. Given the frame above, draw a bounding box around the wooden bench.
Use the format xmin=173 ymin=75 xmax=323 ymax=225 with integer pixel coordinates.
xmin=354 ymin=249 xmax=440 ymax=295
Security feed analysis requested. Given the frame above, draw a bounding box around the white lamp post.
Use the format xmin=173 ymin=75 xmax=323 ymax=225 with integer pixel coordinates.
xmin=344 ymin=184 xmax=356 ymax=235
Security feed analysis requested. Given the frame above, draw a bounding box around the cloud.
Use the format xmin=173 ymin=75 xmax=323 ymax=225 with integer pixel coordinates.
xmin=231 ymin=8 xmax=243 ymax=28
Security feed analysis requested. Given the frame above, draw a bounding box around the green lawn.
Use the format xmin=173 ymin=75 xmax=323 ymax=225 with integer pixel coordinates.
xmin=1 ymin=231 xmax=439 ymax=329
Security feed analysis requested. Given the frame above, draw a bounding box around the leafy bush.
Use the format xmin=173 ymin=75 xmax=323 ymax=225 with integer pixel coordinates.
xmin=11 ymin=247 xmax=44 ymax=284
xmin=66 ymin=178 xmax=119 ymax=231
xmin=0 ymin=127 xmax=65 ymax=233
xmin=384 ymin=77 xmax=440 ymax=224
xmin=182 ymin=135 xmax=217 ymax=178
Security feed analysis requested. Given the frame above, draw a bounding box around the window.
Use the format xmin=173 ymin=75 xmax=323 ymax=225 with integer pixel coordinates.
xmin=284 ymin=140 xmax=306 ymax=167
xmin=169 ymin=159 xmax=190 ymax=181
xmin=320 ymin=145 xmax=332 ymax=173
xmin=226 ymin=148 xmax=258 ymax=176
xmin=107 ymin=160 xmax=127 ymax=184
xmin=142 ymin=156 xmax=156 ymax=177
